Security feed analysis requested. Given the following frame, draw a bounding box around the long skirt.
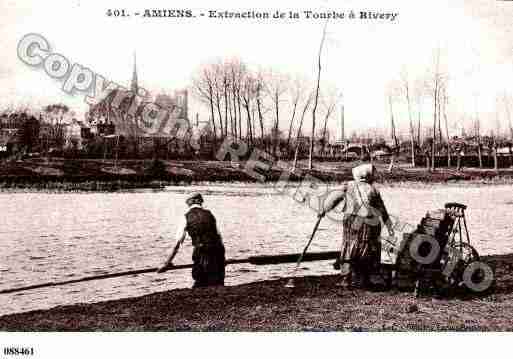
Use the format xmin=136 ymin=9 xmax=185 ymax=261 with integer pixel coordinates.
xmin=191 ymin=244 xmax=226 ymax=288
xmin=340 ymin=215 xmax=381 ymax=284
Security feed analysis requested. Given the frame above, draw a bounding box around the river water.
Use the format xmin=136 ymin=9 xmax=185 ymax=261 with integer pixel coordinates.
xmin=1 ymin=182 xmax=512 ymax=316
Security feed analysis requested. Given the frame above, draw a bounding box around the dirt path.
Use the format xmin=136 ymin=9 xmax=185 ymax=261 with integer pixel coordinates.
xmin=1 ymin=253 xmax=512 ymax=331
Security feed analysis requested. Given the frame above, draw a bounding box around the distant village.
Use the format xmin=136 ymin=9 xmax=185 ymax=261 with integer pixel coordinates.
xmin=0 ymin=58 xmax=208 ymax=161
xmin=1 ymin=56 xmax=513 ymax=170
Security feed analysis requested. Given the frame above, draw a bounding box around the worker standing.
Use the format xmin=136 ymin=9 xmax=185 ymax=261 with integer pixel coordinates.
xmin=157 ymin=193 xmax=226 ymax=288
xmin=319 ymin=164 xmax=394 ymax=289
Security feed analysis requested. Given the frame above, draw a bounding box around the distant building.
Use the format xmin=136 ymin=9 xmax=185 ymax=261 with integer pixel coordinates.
xmin=0 ymin=113 xmax=40 ymax=153
xmin=87 ymin=52 xmax=189 ymax=139
xmin=190 ymin=114 xmax=214 ymax=156
xmin=0 ymin=114 xmax=24 ymax=129
xmin=63 ymin=119 xmax=88 ymax=149
xmin=0 ymin=128 xmax=21 ymax=156
xmin=154 ymin=90 xmax=188 ymax=121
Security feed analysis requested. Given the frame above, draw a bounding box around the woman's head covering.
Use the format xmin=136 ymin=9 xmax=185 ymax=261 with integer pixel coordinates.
xmin=186 ymin=192 xmax=204 ymax=206
xmin=352 ymin=164 xmax=376 ymax=183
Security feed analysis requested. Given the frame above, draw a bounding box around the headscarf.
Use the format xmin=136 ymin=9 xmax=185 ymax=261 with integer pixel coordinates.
xmin=352 ymin=164 xmax=376 ymax=183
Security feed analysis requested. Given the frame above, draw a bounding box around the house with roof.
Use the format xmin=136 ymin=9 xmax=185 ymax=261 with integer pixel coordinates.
xmin=63 ymin=119 xmax=88 ymax=149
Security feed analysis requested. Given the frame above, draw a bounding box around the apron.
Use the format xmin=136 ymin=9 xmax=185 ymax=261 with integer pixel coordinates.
xmin=339 ymin=182 xmax=382 ymax=280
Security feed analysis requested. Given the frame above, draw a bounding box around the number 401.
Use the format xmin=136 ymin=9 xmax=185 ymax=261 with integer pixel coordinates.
xmin=106 ymin=9 xmax=128 ymax=17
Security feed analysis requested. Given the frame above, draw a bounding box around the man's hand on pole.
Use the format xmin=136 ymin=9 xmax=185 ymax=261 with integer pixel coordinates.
xmin=157 ymin=241 xmax=181 ymax=273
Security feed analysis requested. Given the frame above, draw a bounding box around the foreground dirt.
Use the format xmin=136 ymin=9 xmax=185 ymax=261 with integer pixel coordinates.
xmin=1 ymin=253 xmax=513 ymax=331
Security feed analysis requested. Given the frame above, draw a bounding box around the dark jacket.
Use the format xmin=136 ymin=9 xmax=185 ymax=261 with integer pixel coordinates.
xmin=185 ymin=207 xmax=223 ymax=249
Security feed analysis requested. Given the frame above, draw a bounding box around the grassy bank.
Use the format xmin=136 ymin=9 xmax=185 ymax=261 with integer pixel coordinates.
xmin=0 ymin=253 xmax=512 ymax=331
xmin=1 ymin=158 xmax=513 ymax=190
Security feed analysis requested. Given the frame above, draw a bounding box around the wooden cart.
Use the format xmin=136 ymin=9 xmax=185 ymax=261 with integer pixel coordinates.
xmin=381 ymin=202 xmax=480 ymax=296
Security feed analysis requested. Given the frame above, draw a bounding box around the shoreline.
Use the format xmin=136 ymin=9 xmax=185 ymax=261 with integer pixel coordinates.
xmin=1 ymin=178 xmax=512 ymax=194
xmin=0 ymin=159 xmax=512 ymax=191
xmin=1 ymin=253 xmax=513 ymax=331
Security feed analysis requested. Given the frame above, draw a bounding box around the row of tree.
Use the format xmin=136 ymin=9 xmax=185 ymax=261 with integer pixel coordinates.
xmin=387 ymin=46 xmax=513 ymax=170
xmin=191 ymin=55 xmax=340 ymax=165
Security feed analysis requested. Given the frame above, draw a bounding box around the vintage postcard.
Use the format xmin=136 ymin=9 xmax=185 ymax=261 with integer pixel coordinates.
xmin=0 ymin=0 xmax=512 ymax=353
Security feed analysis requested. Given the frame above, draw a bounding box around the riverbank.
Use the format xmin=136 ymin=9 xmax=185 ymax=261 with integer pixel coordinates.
xmin=1 ymin=158 xmax=513 ymax=190
xmin=1 ymin=253 xmax=512 ymax=331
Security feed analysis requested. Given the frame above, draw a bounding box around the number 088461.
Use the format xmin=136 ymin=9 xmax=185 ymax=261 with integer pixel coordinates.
xmin=3 ymin=347 xmax=35 ymax=356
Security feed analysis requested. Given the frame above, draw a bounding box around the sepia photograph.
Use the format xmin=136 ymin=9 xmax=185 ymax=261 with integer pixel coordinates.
xmin=0 ymin=0 xmax=512 ymax=352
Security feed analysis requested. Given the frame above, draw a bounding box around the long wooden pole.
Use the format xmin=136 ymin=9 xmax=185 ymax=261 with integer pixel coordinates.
xmin=0 ymin=250 xmax=339 ymax=295
xmin=295 ymin=216 xmax=323 ymax=268
xmin=308 ymin=20 xmax=328 ymax=170
xmin=285 ymin=216 xmax=323 ymax=288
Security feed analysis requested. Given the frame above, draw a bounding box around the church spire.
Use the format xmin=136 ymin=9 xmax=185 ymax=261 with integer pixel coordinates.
xmin=131 ymin=52 xmax=138 ymax=95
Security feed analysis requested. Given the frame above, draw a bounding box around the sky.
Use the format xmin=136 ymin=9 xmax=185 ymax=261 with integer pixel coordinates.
xmin=1 ymin=0 xmax=513 ymax=139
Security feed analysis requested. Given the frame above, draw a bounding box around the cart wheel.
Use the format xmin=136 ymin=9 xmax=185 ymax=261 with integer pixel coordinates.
xmin=443 ymin=243 xmax=480 ymax=286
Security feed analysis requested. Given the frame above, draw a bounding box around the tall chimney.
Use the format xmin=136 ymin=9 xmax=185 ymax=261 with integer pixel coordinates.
xmin=340 ymin=104 xmax=345 ymax=143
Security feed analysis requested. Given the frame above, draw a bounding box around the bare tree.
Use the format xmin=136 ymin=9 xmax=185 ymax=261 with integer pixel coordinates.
xmin=388 ymin=95 xmax=398 ymax=147
xmin=443 ymin=87 xmax=450 ymax=167
xmin=473 ymin=92 xmax=483 ymax=168
xmin=192 ymin=65 xmax=218 ymax=146
xmin=319 ymin=88 xmax=340 ymax=153
xmin=229 ymin=62 xmax=239 ymax=138
xmin=264 ymin=68 xmax=289 ymax=157
xmin=413 ymin=79 xmax=425 ymax=145
xmin=227 ymin=88 xmax=235 ymax=137
xmin=255 ymin=71 xmax=267 ymax=145
xmin=503 ymin=92 xmax=513 ymax=140
xmin=222 ymin=62 xmax=230 ymax=137
xmin=292 ymin=92 xmax=313 ymax=171
xmin=494 ymin=97 xmax=502 ymax=139
xmin=212 ymin=62 xmax=225 ymax=137
xmin=467 ymin=46 xmax=484 ymax=168
xmin=400 ymin=68 xmax=417 ymax=167
xmin=501 ymin=92 xmax=513 ymax=167
xmin=286 ymin=76 xmax=307 ymax=149
xmin=240 ymin=71 xmax=256 ymax=146
xmin=426 ymin=47 xmax=446 ymax=170
xmin=386 ymin=81 xmax=400 ymax=171
xmin=230 ymin=60 xmax=245 ymax=140
xmin=308 ymin=20 xmax=328 ymax=170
